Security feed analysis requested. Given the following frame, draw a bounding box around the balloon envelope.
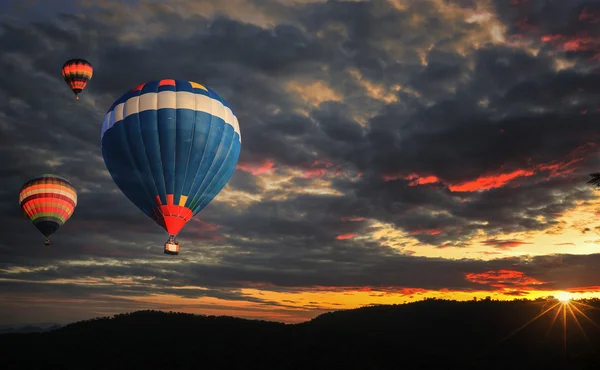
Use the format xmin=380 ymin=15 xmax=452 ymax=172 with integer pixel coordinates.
xmin=61 ymin=58 xmax=93 ymax=100
xmin=100 ymin=79 xmax=241 ymax=250
xmin=19 ymin=174 xmax=77 ymax=244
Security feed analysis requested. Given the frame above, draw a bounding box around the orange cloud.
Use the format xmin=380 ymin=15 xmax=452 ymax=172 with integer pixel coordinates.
xmin=407 ymin=174 xmax=439 ymax=186
xmin=482 ymin=239 xmax=532 ymax=250
xmin=303 ymin=159 xmax=341 ymax=178
xmin=554 ymin=242 xmax=575 ymax=246
xmin=541 ymin=34 xmax=561 ymax=42
xmin=537 ymin=157 xmax=584 ymax=177
xmin=236 ymin=159 xmax=276 ymax=175
xmin=449 ymin=169 xmax=535 ymax=192
xmin=393 ymin=287 xmax=429 ymax=296
xmin=381 ymin=173 xmax=440 ymax=185
xmin=448 ymin=156 xmax=584 ymax=192
xmin=336 ymin=234 xmax=357 ymax=240
xmin=303 ymin=168 xmax=327 ymax=178
xmin=409 ymin=228 xmax=442 ymax=236
xmin=381 ymin=150 xmax=587 ymax=191
xmin=541 ymin=32 xmax=599 ymax=53
xmin=465 ymin=269 xmax=546 ymax=289
xmin=565 ymin=286 xmax=600 ymax=293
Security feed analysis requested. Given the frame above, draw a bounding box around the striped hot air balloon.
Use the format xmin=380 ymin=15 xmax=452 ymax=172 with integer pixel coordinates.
xmin=101 ymin=79 xmax=241 ymax=255
xmin=19 ymin=174 xmax=78 ymax=245
xmin=61 ymin=58 xmax=93 ymax=100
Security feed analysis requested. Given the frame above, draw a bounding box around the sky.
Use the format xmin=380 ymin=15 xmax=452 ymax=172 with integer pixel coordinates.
xmin=2 ymin=0 xmax=600 ymax=325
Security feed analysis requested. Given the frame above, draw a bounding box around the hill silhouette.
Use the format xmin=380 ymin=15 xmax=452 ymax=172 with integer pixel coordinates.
xmin=1 ymin=297 xmax=600 ymax=370
xmin=0 ymin=323 xmax=62 ymax=334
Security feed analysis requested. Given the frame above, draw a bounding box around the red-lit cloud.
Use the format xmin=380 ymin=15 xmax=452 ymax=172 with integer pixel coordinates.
xmin=448 ymin=157 xmax=582 ymax=192
xmin=393 ymin=287 xmax=429 ymax=296
xmin=303 ymin=158 xmax=343 ymax=178
xmin=449 ymin=169 xmax=535 ymax=192
xmin=336 ymin=233 xmax=357 ymax=240
xmin=541 ymin=32 xmax=600 ymax=59
xmin=409 ymin=228 xmax=442 ymax=236
xmin=236 ymin=159 xmax=276 ymax=175
xmin=465 ymin=269 xmax=546 ymax=289
xmin=565 ymin=286 xmax=600 ymax=293
xmin=381 ymin=173 xmax=440 ymax=185
xmin=482 ymin=239 xmax=532 ymax=250
xmin=382 ymin=154 xmax=587 ymax=192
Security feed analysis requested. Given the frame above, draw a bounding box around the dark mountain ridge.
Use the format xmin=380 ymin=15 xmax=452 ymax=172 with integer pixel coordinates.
xmin=1 ymin=298 xmax=600 ymax=370
xmin=0 ymin=323 xmax=62 ymax=334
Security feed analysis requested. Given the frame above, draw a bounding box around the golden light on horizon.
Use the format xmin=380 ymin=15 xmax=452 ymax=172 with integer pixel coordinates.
xmin=557 ymin=292 xmax=573 ymax=303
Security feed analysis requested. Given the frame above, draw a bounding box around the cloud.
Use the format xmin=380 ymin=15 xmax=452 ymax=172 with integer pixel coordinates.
xmin=464 ymin=269 xmax=545 ymax=290
xmin=481 ymin=239 xmax=532 ymax=250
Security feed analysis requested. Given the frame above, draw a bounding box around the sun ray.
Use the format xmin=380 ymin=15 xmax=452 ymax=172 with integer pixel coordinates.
xmin=570 ymin=302 xmax=600 ymax=330
xmin=563 ymin=303 xmax=567 ymax=356
xmin=544 ymin=303 xmax=563 ymax=340
xmin=479 ymin=296 xmax=600 ymax=360
xmin=566 ymin=304 xmax=591 ymax=346
xmin=572 ymin=300 xmax=600 ymax=312
xmin=478 ymin=302 xmax=561 ymax=358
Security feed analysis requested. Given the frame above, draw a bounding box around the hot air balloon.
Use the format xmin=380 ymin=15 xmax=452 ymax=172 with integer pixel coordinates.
xmin=19 ymin=174 xmax=78 ymax=245
xmin=101 ymin=79 xmax=241 ymax=255
xmin=61 ymin=58 xmax=93 ymax=100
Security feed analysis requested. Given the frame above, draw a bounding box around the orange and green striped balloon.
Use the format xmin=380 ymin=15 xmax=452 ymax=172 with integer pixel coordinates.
xmin=19 ymin=174 xmax=78 ymax=245
xmin=61 ymin=58 xmax=93 ymax=100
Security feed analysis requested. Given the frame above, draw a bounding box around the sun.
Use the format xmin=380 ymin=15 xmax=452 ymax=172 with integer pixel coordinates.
xmin=556 ymin=291 xmax=573 ymax=303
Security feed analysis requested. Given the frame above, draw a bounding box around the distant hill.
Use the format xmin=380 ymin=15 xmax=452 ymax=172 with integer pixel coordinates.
xmin=0 ymin=323 xmax=62 ymax=334
xmin=1 ymin=298 xmax=599 ymax=370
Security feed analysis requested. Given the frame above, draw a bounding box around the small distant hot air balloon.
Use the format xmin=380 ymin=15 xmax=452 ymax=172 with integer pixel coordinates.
xmin=61 ymin=58 xmax=93 ymax=100
xmin=19 ymin=174 xmax=78 ymax=245
xmin=101 ymin=79 xmax=241 ymax=255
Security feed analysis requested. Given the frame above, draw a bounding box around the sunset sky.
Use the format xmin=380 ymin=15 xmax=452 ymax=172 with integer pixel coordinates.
xmin=2 ymin=0 xmax=600 ymax=325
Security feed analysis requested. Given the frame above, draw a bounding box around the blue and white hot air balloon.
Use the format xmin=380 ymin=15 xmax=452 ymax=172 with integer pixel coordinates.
xmin=100 ymin=79 xmax=241 ymax=255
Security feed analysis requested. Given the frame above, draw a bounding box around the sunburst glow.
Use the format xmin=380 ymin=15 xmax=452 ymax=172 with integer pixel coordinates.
xmin=557 ymin=292 xmax=573 ymax=303
xmin=481 ymin=298 xmax=600 ymax=359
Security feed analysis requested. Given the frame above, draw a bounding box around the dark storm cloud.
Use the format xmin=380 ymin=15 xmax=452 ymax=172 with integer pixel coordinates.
xmin=2 ymin=0 xmax=600 ymax=320
xmin=0 ymin=276 xmax=288 ymax=308
xmin=3 ymin=248 xmax=600 ymax=294
xmin=494 ymin=0 xmax=594 ymax=36
xmin=316 ymin=46 xmax=600 ymax=244
xmin=494 ymin=0 xmax=600 ymax=64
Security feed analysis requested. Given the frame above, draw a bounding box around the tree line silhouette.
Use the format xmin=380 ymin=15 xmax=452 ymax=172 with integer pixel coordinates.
xmin=1 ymin=297 xmax=600 ymax=370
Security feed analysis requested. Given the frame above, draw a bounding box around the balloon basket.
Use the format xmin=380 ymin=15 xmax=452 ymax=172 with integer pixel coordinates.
xmin=44 ymin=238 xmax=51 ymax=246
xmin=164 ymin=235 xmax=180 ymax=255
